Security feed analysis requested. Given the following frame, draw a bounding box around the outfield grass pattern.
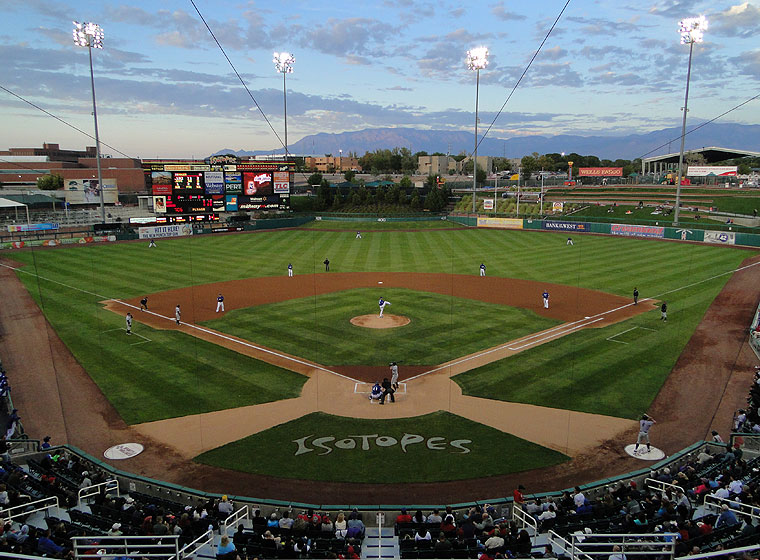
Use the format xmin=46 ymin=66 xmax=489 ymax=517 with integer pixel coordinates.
xmin=7 ymin=224 xmax=754 ymax=425
xmin=201 ymin=288 xmax=562 ymax=365
xmin=194 ymin=411 xmax=569 ymax=483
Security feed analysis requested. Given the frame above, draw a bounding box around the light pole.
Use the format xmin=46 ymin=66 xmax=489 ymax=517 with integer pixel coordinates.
xmin=73 ymin=21 xmax=105 ymax=223
xmin=674 ymin=15 xmax=708 ymax=226
xmin=467 ymin=47 xmax=489 ymax=214
xmin=273 ymin=52 xmax=295 ymax=161
xmin=540 ymin=171 xmax=545 ymax=215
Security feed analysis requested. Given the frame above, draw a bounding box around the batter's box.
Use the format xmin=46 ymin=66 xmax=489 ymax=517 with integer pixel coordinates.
xmin=353 ymin=382 xmax=407 ymax=394
xmin=606 ymin=326 xmax=655 ymax=345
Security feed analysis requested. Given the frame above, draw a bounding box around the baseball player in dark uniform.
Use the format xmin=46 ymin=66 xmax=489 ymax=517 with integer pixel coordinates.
xmin=140 ymin=297 xmax=148 ymax=311
xmin=633 ymin=288 xmax=639 ymax=305
xmin=542 ymin=290 xmax=549 ymax=309
xmin=379 ymin=297 xmax=391 ymax=318
xmin=323 ymin=258 xmax=330 ymax=271
xmin=479 ymin=263 xmax=486 ymax=276
xmin=379 ymin=377 xmax=395 ymax=404
xmin=216 ymin=293 xmax=225 ymax=313
xmin=661 ymin=302 xmax=667 ymax=321
xmin=288 ymin=263 xmax=293 ymax=277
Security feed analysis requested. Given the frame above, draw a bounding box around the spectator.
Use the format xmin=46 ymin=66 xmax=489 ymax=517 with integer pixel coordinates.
xmin=396 ymin=508 xmax=412 ymax=524
xmin=216 ymin=535 xmax=239 ymax=560
xmin=484 ymin=531 xmax=504 ymax=552
xmin=573 ymin=487 xmax=586 ymax=509
xmin=41 ymin=435 xmax=52 ymax=449
xmin=279 ymin=510 xmax=294 ymax=531
xmin=427 ymin=509 xmax=443 ymax=525
xmin=414 ymin=527 xmax=431 ymax=542
xmin=609 ymin=544 xmax=627 ymax=560
xmin=334 ymin=512 xmax=347 ymax=538
xmin=513 ymin=484 xmax=526 ymax=505
xmin=413 ymin=509 xmax=426 ymax=524
xmin=107 ymin=523 xmax=122 ymax=537
xmin=716 ymin=504 xmax=739 ymax=528
xmin=434 ymin=532 xmax=452 ymax=554
xmin=218 ymin=495 xmax=234 ymax=516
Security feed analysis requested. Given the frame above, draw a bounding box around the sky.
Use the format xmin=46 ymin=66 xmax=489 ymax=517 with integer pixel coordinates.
xmin=0 ymin=0 xmax=759 ymax=159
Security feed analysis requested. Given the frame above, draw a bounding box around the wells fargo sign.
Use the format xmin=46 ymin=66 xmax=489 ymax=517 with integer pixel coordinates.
xmin=578 ymin=167 xmax=623 ymax=177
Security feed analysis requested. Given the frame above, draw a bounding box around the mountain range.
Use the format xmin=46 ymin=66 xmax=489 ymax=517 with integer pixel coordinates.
xmin=214 ymin=123 xmax=760 ymax=161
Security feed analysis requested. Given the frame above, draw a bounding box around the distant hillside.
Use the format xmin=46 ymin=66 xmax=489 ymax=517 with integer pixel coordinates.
xmin=213 ymin=123 xmax=760 ymax=161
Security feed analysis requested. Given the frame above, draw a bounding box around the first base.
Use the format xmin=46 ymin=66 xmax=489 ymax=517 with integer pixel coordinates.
xmin=378 ymin=281 xmax=383 ymax=284
xmin=624 ymin=444 xmax=665 ymax=461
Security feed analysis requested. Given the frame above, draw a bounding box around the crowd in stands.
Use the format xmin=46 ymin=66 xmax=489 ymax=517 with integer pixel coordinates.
xmin=733 ymin=367 xmax=760 ymax=434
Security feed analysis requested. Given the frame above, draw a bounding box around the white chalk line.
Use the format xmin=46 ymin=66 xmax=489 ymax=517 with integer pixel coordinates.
xmin=606 ymin=326 xmax=638 ymax=344
xmin=102 ymin=327 xmax=151 ymax=345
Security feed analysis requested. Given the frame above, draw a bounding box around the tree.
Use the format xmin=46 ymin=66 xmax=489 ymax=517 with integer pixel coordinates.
xmin=399 ymin=176 xmax=412 ymax=189
xmin=37 ymin=174 xmax=64 ymax=190
xmin=476 ymin=167 xmax=487 ymax=185
xmin=520 ymin=155 xmax=538 ymax=179
xmin=307 ymin=173 xmax=323 ymax=186
xmin=316 ymin=179 xmax=332 ymax=209
xmin=410 ymin=189 xmax=421 ymax=210
xmin=344 ymin=169 xmax=356 ymax=182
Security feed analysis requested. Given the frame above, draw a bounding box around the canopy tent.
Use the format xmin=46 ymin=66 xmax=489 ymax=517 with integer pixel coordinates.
xmin=0 ymin=197 xmax=30 ymax=224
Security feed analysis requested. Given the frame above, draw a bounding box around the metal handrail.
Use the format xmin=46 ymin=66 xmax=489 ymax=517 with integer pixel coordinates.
xmin=644 ymin=477 xmax=686 ymax=494
xmin=0 ymin=495 xmax=59 ymax=523
xmin=511 ymin=504 xmax=539 ymax=543
xmin=77 ymin=478 xmax=119 ymax=507
xmin=675 ymin=543 xmax=760 ymax=560
xmin=178 ymin=528 xmax=214 ymax=559
xmin=220 ymin=504 xmax=248 ymax=535
xmin=72 ymin=534 xmax=180 ymax=559
xmin=704 ymin=493 xmax=760 ymax=522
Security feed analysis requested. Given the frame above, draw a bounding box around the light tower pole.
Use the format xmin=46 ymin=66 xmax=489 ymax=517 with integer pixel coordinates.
xmin=674 ymin=16 xmax=708 ymax=226
xmin=73 ymin=21 xmax=105 ymax=223
xmin=273 ymin=52 xmax=295 ymax=161
xmin=467 ymin=47 xmax=489 ymax=214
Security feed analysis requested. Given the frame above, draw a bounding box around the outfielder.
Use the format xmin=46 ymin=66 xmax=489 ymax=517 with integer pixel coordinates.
xmin=390 ymin=362 xmax=399 ymax=390
xmin=479 ymin=263 xmax=486 ymax=276
xmin=216 ymin=293 xmax=225 ymax=313
xmin=125 ymin=312 xmax=133 ymax=335
xmin=567 ymin=237 xmax=574 ymax=246
xmin=378 ymin=297 xmax=391 ymax=318
xmin=175 ymin=305 xmax=181 ymax=325
xmin=356 ymin=231 xmax=362 ymax=239
xmin=542 ymin=290 xmax=549 ymax=309
xmin=148 ymin=239 xmax=157 ymax=248
xmin=634 ymin=414 xmax=656 ymax=454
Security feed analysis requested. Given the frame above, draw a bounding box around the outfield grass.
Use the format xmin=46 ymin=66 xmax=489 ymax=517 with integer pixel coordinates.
xmin=201 ymin=288 xmax=561 ymax=365
xmin=194 ymin=411 xmax=569 ymax=483
xmin=7 ymin=227 xmax=754 ymax=426
xmin=301 ymin=219 xmax=465 ymax=230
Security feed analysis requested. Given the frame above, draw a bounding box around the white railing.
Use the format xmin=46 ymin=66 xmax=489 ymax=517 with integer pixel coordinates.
xmin=749 ymin=300 xmax=760 ymax=360
xmin=568 ymin=532 xmax=678 ymax=560
xmin=220 ymin=504 xmax=248 ymax=535
xmin=704 ymin=494 xmax=760 ymax=522
xmin=77 ymin=478 xmax=119 ymax=507
xmin=0 ymin=495 xmax=59 ymax=523
xmin=6 ymin=438 xmax=40 ymax=455
xmin=548 ymin=530 xmax=593 ymax=560
xmin=645 ymin=477 xmax=686 ymax=495
xmin=511 ymin=504 xmax=539 ymax=543
xmin=179 ymin=528 xmax=214 ymax=559
xmin=72 ymin=534 xmax=180 ymax=559
xmin=676 ymin=543 xmax=760 ymax=560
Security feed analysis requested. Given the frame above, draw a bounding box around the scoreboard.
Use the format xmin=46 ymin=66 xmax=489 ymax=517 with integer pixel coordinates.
xmin=173 ymin=172 xmax=204 ymax=190
xmin=165 ymin=194 xmax=212 ymax=214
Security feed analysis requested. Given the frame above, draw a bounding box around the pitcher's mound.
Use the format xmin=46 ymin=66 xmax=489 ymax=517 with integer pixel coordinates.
xmin=350 ymin=314 xmax=410 ymax=329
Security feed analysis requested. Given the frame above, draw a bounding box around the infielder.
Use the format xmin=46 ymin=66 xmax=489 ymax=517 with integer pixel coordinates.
xmin=175 ymin=305 xmax=181 ymax=325
xmin=140 ymin=297 xmax=148 ymax=311
xmin=633 ymin=287 xmax=639 ymax=305
xmin=216 ymin=293 xmax=225 ymax=313
xmin=378 ymin=297 xmax=391 ymax=318
xmin=634 ymin=414 xmax=656 ymax=454
xmin=542 ymin=290 xmax=549 ymax=309
xmin=661 ymin=302 xmax=667 ymax=321
xmin=390 ymin=362 xmax=399 ymax=390
xmin=479 ymin=263 xmax=486 ymax=276
xmin=125 ymin=312 xmax=133 ymax=335
xmin=356 ymin=231 xmax=362 ymax=239
xmin=288 ymin=263 xmax=293 ymax=277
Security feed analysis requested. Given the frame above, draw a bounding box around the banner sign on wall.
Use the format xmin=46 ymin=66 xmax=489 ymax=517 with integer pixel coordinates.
xmin=152 ymin=196 xmax=167 ymax=213
xmin=477 ymin=217 xmax=523 ymax=229
xmin=273 ymin=171 xmax=290 ymax=194
xmin=138 ymin=224 xmax=193 ymax=239
xmin=204 ymin=171 xmax=224 ymax=194
xmin=542 ymin=221 xmax=590 ymax=232
xmin=704 ymin=230 xmax=736 ymax=245
xmin=610 ymin=224 xmax=665 ymax=238
xmin=687 ymin=166 xmax=738 ymax=177
xmin=483 ymin=199 xmax=494 ymax=210
xmin=578 ymin=167 xmax=623 ymax=177
xmin=7 ymin=223 xmax=59 ymax=233
xmin=552 ymin=202 xmax=564 ymax=213
xmin=65 ymin=179 xmax=118 ymax=204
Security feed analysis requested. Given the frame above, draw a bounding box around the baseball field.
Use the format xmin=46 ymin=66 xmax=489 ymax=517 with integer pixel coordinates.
xmin=2 ymin=220 xmax=758 ymax=498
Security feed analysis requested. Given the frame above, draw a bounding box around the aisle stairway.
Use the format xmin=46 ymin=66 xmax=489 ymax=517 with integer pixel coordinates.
xmin=362 ymin=524 xmax=398 ymax=559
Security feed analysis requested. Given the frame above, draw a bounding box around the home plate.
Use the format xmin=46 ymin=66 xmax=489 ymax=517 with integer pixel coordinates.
xmin=624 ymin=444 xmax=665 ymax=461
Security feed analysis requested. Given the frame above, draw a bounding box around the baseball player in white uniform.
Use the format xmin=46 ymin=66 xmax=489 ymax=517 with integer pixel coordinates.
xmin=390 ymin=362 xmax=399 ymax=390
xmin=634 ymin=414 xmax=656 ymax=454
xmin=125 ymin=312 xmax=133 ymax=335
xmin=216 ymin=293 xmax=225 ymax=313
xmin=175 ymin=305 xmax=181 ymax=325
xmin=378 ymin=297 xmax=391 ymax=318
xmin=542 ymin=290 xmax=549 ymax=309
xmin=356 ymin=231 xmax=362 ymax=239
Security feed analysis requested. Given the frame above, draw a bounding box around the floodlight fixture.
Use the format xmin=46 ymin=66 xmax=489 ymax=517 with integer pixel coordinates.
xmin=273 ymin=52 xmax=295 ymax=74
xmin=73 ymin=21 xmax=104 ymax=49
xmin=466 ymin=47 xmax=489 ymax=71
xmin=679 ymin=15 xmax=708 ymax=44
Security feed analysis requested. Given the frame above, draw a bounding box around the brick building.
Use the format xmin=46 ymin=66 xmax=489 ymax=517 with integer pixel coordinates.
xmin=0 ymin=143 xmax=146 ymax=192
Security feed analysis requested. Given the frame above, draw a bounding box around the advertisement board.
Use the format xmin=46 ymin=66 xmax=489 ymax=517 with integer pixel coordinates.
xmin=687 ymin=166 xmax=738 ymax=177
xmin=610 ymin=224 xmax=665 ymax=238
xmin=477 ymin=217 xmax=523 ymax=229
xmin=153 ymin=196 xmax=167 ymax=213
xmin=483 ymin=199 xmax=494 ymax=210
xmin=7 ymin=223 xmax=59 ymax=233
xmin=151 ymin=171 xmax=172 ymax=195
xmin=204 ymin=171 xmax=224 ymax=194
xmin=542 ymin=221 xmax=590 ymax=232
xmin=243 ymin=172 xmax=273 ymax=196
xmin=65 ymin=179 xmax=118 ymax=204
xmin=704 ymin=230 xmax=736 ymax=245
xmin=138 ymin=224 xmax=193 ymax=239
xmin=552 ymin=202 xmax=564 ymax=213
xmin=578 ymin=167 xmax=623 ymax=177
xmin=273 ymin=171 xmax=290 ymax=194
xmin=173 ymin=172 xmax=203 ymax=190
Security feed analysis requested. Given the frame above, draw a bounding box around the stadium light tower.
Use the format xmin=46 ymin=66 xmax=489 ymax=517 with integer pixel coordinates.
xmin=673 ymin=15 xmax=708 ymax=226
xmin=73 ymin=21 xmax=106 ymax=223
xmin=273 ymin=52 xmax=295 ymax=161
xmin=467 ymin=46 xmax=489 ymax=214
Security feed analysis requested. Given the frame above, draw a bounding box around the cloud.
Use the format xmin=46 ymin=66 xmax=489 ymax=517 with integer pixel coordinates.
xmin=710 ymin=2 xmax=760 ymax=38
xmin=646 ymin=0 xmax=705 ymax=19
xmin=491 ymin=2 xmax=527 ymax=21
xmin=565 ymin=15 xmax=646 ymax=36
xmin=729 ymin=48 xmax=760 ymax=78
xmin=541 ymin=46 xmax=567 ymax=61
xmin=297 ymin=18 xmax=401 ymax=59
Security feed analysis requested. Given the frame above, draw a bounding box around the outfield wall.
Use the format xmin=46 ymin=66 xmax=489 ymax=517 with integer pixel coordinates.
xmin=448 ymin=214 xmax=760 ymax=248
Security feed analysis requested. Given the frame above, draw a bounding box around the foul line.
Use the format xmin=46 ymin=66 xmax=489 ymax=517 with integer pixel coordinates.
xmin=606 ymin=326 xmax=637 ymax=345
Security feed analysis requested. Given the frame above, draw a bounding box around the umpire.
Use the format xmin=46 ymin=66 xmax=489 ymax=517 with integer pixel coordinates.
xmin=379 ymin=377 xmax=395 ymax=405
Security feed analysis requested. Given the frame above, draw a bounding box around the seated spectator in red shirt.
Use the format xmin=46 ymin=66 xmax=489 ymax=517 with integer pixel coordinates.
xmin=396 ymin=508 xmax=412 ymax=524
xmin=513 ymin=484 xmax=526 ymax=505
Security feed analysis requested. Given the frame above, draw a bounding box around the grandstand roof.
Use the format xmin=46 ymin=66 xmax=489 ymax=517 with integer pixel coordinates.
xmin=642 ymin=146 xmax=760 ymax=164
